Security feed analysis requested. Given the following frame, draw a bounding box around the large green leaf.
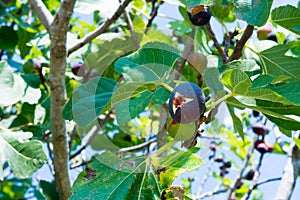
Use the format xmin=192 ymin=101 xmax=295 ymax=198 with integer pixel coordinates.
xmin=226 ymin=97 xmax=300 ymax=130
xmin=115 ymin=87 xmax=169 ymax=125
xmin=0 ymin=127 xmax=47 ymax=180
xmin=271 ymin=5 xmax=300 ymax=35
xmin=70 ymin=151 xmax=160 ymax=200
xmin=221 ymin=69 xmax=300 ymax=130
xmin=0 ymin=61 xmax=25 ymax=106
xmin=258 ymin=44 xmax=300 ymax=80
xmin=156 ymin=151 xmax=204 ymax=188
xmin=211 ymin=0 xmax=236 ymax=23
xmin=233 ymin=0 xmax=273 ymax=26
xmin=63 ymin=77 xmax=116 ymax=127
xmin=114 ymin=42 xmax=180 ymax=82
xmin=227 ymin=104 xmax=244 ymax=140
xmin=0 ymin=26 xmax=18 ymax=50
xmin=203 ymin=67 xmax=224 ymax=97
xmin=252 ymin=75 xmax=300 ymax=105
xmin=222 ymin=68 xmax=297 ymax=105
xmin=84 ymin=36 xmax=137 ymax=75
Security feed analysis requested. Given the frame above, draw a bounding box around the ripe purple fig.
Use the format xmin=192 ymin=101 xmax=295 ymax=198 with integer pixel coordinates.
xmin=223 ymin=161 xmax=232 ymax=168
xmin=244 ymin=169 xmax=255 ymax=180
xmin=168 ymin=82 xmax=206 ymax=124
xmin=71 ymin=62 xmax=86 ymax=77
xmin=254 ymin=140 xmax=273 ymax=154
xmin=188 ymin=5 xmax=212 ymax=26
xmin=252 ymin=123 xmax=267 ymax=136
xmin=209 ymin=141 xmax=217 ymax=151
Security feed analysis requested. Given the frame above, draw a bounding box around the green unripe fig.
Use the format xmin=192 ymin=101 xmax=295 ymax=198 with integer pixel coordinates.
xmin=187 ymin=53 xmax=207 ymax=75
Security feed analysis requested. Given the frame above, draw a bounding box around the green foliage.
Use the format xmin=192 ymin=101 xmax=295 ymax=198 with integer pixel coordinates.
xmin=63 ymin=77 xmax=116 ymax=127
xmin=71 ymin=151 xmax=160 ymax=200
xmin=1 ymin=0 xmax=300 ymax=199
xmin=271 ymin=5 xmax=300 ymax=35
xmin=233 ymin=0 xmax=273 ymax=26
xmin=0 ymin=26 xmax=18 ymax=50
xmin=0 ymin=127 xmax=47 ymax=180
xmin=258 ymin=44 xmax=300 ymax=80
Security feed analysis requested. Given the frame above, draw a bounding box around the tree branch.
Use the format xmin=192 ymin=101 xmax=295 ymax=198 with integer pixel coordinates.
xmin=68 ymin=0 xmax=132 ymax=55
xmin=116 ymin=138 xmax=156 ymax=154
xmin=123 ymin=4 xmax=140 ymax=49
xmin=197 ymin=188 xmax=228 ymax=199
xmin=28 ymin=0 xmax=53 ymax=31
xmin=205 ymin=23 xmax=227 ymax=63
xmin=228 ymin=25 xmax=254 ymax=62
xmin=275 ymin=131 xmax=300 ymax=200
xmin=225 ymin=136 xmax=256 ymax=199
xmin=48 ymin=0 xmax=76 ymax=199
xmin=144 ymin=0 xmax=161 ymax=33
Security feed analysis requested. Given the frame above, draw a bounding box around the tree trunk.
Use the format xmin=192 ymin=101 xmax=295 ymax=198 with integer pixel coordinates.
xmin=49 ymin=1 xmax=75 ymax=199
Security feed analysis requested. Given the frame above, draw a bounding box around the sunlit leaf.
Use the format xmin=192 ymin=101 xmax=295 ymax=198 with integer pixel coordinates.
xmin=70 ymin=151 xmax=160 ymax=200
xmin=114 ymin=42 xmax=180 ymax=82
xmin=258 ymin=44 xmax=300 ymax=80
xmin=0 ymin=127 xmax=47 ymax=180
xmin=233 ymin=0 xmax=273 ymax=26
xmin=271 ymin=5 xmax=300 ymax=35
xmin=156 ymin=151 xmax=204 ymax=188
xmin=63 ymin=77 xmax=116 ymax=127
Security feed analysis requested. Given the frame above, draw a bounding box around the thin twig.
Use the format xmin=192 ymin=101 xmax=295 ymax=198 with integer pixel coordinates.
xmin=197 ymin=157 xmax=215 ymax=196
xmin=70 ymin=124 xmax=101 ymax=159
xmin=225 ymin=136 xmax=256 ymax=199
xmin=68 ymin=0 xmax=132 ymax=55
xmin=123 ymin=7 xmax=140 ymax=49
xmin=173 ymin=28 xmax=195 ymax=81
xmin=228 ymin=25 xmax=254 ymax=62
xmin=197 ymin=188 xmax=228 ymax=199
xmin=255 ymin=177 xmax=282 ymax=187
xmin=242 ymin=153 xmax=264 ymax=200
xmin=144 ymin=0 xmax=161 ymax=33
xmin=28 ymin=0 xmax=53 ymax=31
xmin=205 ymin=23 xmax=227 ymax=63
xmin=116 ymin=138 xmax=156 ymax=154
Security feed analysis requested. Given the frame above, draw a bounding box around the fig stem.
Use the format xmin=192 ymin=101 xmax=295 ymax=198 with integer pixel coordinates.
xmin=207 ymin=93 xmax=235 ymax=110
xmin=160 ymin=82 xmax=174 ymax=92
xmin=151 ymin=140 xmax=178 ymax=158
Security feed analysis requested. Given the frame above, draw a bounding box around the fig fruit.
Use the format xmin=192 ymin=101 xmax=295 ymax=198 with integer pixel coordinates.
xmin=71 ymin=62 xmax=86 ymax=77
xmin=252 ymin=123 xmax=267 ymax=136
xmin=188 ymin=5 xmax=212 ymax=26
xmin=252 ymin=110 xmax=260 ymax=117
xmin=257 ymin=25 xmax=272 ymax=40
xmin=187 ymin=53 xmax=207 ymax=75
xmin=254 ymin=140 xmax=273 ymax=154
xmin=244 ymin=169 xmax=255 ymax=180
xmin=223 ymin=161 xmax=232 ymax=168
xmin=209 ymin=141 xmax=217 ymax=151
xmin=168 ymin=82 xmax=206 ymax=124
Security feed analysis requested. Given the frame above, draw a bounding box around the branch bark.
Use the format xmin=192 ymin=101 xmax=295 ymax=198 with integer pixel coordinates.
xmin=275 ymin=131 xmax=300 ymax=200
xmin=68 ymin=0 xmax=132 ymax=55
xmin=28 ymin=0 xmax=53 ymax=31
xmin=48 ymin=0 xmax=76 ymax=199
xmin=228 ymin=25 xmax=254 ymax=62
xmin=205 ymin=23 xmax=227 ymax=63
xmin=225 ymin=136 xmax=256 ymax=199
